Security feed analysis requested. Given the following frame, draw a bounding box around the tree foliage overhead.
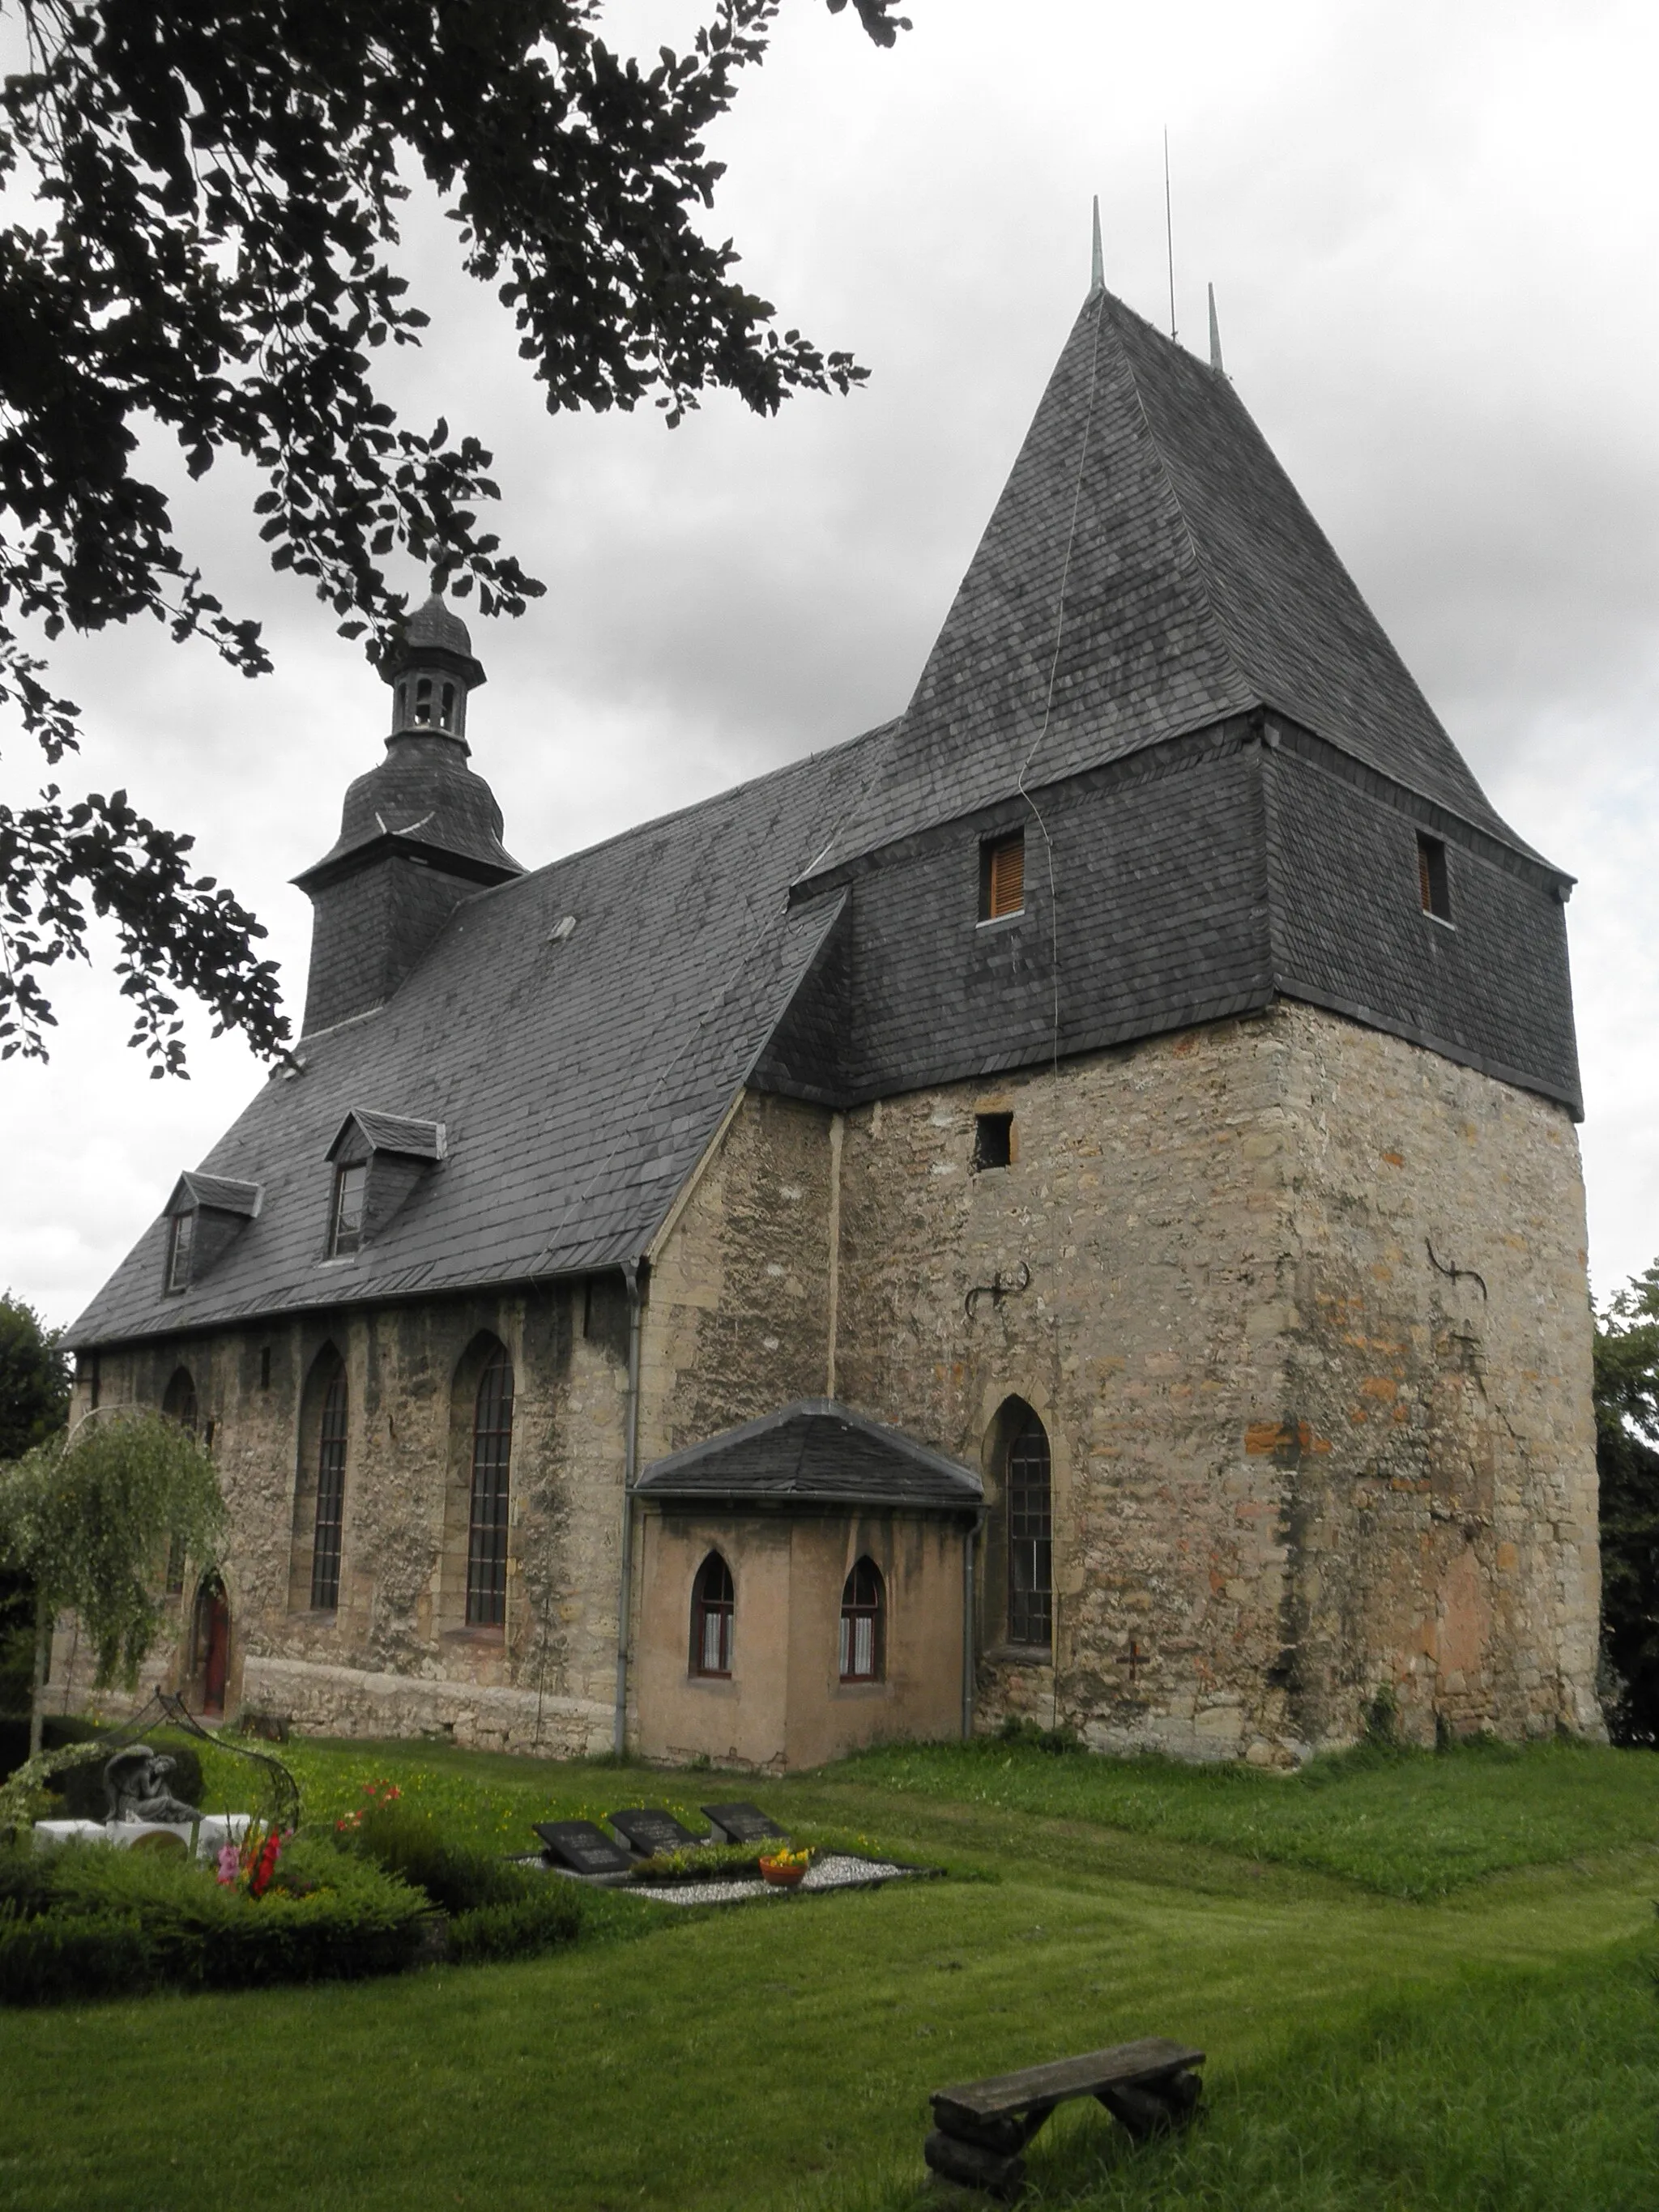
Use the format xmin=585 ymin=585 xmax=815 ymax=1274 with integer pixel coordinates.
xmin=0 ymin=0 xmax=906 ymax=1072
xmin=1593 ymin=1259 xmax=1659 ymax=1745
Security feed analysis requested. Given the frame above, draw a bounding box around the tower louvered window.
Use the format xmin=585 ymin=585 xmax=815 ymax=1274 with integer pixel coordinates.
xmin=981 ymin=830 xmax=1026 ymax=920
xmin=310 ymin=1366 xmax=348 ymax=1610
xmin=466 ymin=1346 xmax=514 ymax=1626
xmin=1006 ymin=1409 xmax=1052 ymax=1649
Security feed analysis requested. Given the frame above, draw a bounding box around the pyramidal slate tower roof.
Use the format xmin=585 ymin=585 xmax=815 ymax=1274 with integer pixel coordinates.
xmin=66 ymin=267 xmax=1579 ymax=1350
xmin=808 ymin=282 xmax=1542 ymax=876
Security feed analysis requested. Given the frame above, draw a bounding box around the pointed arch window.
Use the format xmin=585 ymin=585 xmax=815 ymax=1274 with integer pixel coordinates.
xmin=466 ymin=1345 xmax=514 ymax=1626
xmin=839 ymin=1558 xmax=885 ymax=1683
xmin=162 ymin=1369 xmax=198 ymax=1594
xmin=690 ymin=1553 xmax=734 ymax=1677
xmin=310 ymin=1363 xmax=348 ymax=1610
xmin=1006 ymin=1408 xmax=1052 ymax=1649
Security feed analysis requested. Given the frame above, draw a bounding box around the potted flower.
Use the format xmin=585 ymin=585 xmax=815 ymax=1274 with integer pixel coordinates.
xmin=758 ymin=1843 xmax=812 ymax=1889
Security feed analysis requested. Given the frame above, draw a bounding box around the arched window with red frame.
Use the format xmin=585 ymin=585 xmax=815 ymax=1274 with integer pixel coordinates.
xmin=690 ymin=1553 xmax=734 ymax=1677
xmin=839 ymin=1557 xmax=885 ymax=1683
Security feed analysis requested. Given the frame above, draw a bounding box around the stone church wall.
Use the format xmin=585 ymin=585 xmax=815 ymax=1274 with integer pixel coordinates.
xmin=52 ymin=1001 xmax=1600 ymax=1768
xmin=830 ymin=998 xmax=1601 ymax=1761
xmin=58 ymin=1285 xmax=629 ymax=1757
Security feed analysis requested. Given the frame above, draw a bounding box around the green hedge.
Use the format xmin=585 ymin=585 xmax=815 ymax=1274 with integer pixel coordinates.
xmin=0 ymin=1835 xmax=429 ymax=2005
xmin=446 ymin=1887 xmax=582 ymax=1964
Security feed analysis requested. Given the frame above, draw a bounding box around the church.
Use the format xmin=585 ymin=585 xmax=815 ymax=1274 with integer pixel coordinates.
xmin=61 ymin=259 xmax=1605 ymax=1771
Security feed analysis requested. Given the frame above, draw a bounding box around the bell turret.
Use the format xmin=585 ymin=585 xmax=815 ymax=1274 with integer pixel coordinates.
xmin=292 ymin=594 xmax=522 ymax=1039
xmin=383 ymin=591 xmax=487 ymax=744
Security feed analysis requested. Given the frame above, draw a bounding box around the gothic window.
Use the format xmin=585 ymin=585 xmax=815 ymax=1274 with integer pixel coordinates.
xmin=980 ymin=829 xmax=1026 ymax=921
xmin=162 ymin=1368 xmax=198 ymax=1594
xmin=690 ymin=1553 xmax=734 ymax=1677
xmin=1006 ymin=1407 xmax=1052 ymax=1649
xmin=310 ymin=1363 xmax=348 ymax=1611
xmin=839 ymin=1558 xmax=885 ymax=1683
xmin=465 ymin=1345 xmax=514 ymax=1627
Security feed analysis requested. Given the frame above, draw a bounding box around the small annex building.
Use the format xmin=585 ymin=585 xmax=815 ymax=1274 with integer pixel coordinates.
xmin=60 ymin=257 xmax=1605 ymax=1772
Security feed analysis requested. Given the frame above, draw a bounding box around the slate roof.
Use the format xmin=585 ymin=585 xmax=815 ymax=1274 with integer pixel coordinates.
xmin=68 ymin=280 xmax=1581 ymax=1349
xmin=802 ymin=285 xmax=1546 ymax=883
xmin=67 ymin=735 xmax=880 ymax=1345
xmin=637 ymin=1401 xmax=983 ymax=1512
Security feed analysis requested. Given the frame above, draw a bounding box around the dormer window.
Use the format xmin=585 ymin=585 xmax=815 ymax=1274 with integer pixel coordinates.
xmin=980 ymin=829 xmax=1025 ymax=922
xmin=330 ymin=1162 xmax=368 ymax=1257
xmin=160 ymin=1172 xmax=262 ymax=1294
xmin=167 ymin=1213 xmax=196 ymax=1294
xmin=323 ymin=1108 xmax=446 ymax=1259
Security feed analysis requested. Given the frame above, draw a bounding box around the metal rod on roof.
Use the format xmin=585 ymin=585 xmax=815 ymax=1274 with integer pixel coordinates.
xmin=1163 ymin=130 xmax=1177 ymax=340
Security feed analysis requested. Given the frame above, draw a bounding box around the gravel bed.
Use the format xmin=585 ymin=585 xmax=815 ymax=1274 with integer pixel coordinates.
xmin=625 ymin=1851 xmax=913 ymax=1906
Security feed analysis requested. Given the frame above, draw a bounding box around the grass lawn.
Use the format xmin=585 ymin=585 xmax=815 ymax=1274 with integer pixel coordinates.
xmin=2 ymin=1735 xmax=1656 ymax=2212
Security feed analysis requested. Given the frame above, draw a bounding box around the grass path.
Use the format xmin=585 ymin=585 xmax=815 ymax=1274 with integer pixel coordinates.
xmin=4 ymin=1738 xmax=1657 ymax=2212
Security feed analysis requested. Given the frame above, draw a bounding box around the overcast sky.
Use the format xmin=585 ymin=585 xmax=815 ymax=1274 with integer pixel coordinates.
xmin=3 ymin=0 xmax=1657 ymax=1332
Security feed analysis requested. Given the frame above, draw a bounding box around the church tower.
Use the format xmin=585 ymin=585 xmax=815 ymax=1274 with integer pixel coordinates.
xmin=292 ymin=594 xmax=522 ymax=1038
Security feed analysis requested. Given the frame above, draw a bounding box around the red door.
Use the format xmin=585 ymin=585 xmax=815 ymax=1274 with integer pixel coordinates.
xmin=194 ymin=1579 xmax=230 ymax=1717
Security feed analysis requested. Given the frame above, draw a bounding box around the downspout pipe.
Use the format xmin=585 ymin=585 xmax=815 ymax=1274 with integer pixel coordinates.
xmin=962 ymin=1510 xmax=983 ymax=1741
xmin=612 ymin=1258 xmax=646 ymax=1757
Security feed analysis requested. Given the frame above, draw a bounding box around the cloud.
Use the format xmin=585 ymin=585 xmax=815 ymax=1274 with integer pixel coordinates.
xmin=4 ymin=0 xmax=1657 ymax=1323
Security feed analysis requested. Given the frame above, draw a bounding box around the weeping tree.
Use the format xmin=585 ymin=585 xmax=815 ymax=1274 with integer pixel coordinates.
xmin=0 ymin=1409 xmax=224 ymax=1755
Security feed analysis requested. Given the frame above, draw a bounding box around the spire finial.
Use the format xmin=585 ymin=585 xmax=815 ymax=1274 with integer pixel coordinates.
xmin=1208 ymin=282 xmax=1226 ymax=376
xmin=1089 ymin=196 xmax=1104 ymax=297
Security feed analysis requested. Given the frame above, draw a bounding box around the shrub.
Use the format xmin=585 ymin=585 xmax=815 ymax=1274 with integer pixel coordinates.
xmin=446 ymin=1886 xmax=582 ymax=1965
xmin=0 ymin=1832 xmax=429 ymax=2005
xmin=342 ymin=1789 xmax=530 ymax=1914
xmin=0 ymin=1903 xmax=152 ymax=2004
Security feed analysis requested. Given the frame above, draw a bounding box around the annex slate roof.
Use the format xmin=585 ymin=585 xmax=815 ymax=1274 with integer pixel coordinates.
xmin=804 ymin=284 xmax=1545 ymax=882
xmin=66 ymin=735 xmax=880 ymax=1346
xmin=637 ymin=1401 xmax=983 ymax=1512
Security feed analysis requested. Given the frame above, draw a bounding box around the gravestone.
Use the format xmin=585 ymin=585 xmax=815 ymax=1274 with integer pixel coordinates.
xmin=702 ymin=1802 xmax=787 ymax=1846
xmin=534 ymin=1819 xmax=634 ymax=1877
xmin=607 ymin=1807 xmax=702 ymax=1856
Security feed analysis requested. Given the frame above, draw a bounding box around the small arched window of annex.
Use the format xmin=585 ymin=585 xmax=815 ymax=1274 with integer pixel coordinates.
xmin=985 ymin=1397 xmax=1053 ymax=1653
xmin=689 ymin=1552 xmax=734 ymax=1678
xmin=161 ymin=1366 xmax=199 ymax=1594
xmin=466 ymin=1340 xmax=515 ymax=1629
xmin=289 ymin=1345 xmax=348 ymax=1614
xmin=839 ymin=1557 xmax=885 ymax=1684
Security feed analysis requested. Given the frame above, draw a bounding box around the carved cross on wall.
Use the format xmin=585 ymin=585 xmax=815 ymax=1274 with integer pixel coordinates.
xmin=1118 ymin=1639 xmax=1145 ymax=1687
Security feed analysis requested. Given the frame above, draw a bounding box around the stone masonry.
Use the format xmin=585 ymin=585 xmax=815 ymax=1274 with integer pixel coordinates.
xmin=57 ymin=999 xmax=1601 ymax=1764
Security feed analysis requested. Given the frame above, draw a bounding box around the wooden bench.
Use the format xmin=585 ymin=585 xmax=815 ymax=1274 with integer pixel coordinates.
xmin=924 ymin=2035 xmax=1205 ymax=2197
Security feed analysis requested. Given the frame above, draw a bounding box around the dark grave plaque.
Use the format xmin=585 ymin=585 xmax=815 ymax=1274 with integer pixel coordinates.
xmin=534 ymin=1819 xmax=633 ymax=1877
xmin=702 ymin=1802 xmax=787 ymax=1846
xmin=607 ymin=1807 xmax=702 ymax=1856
